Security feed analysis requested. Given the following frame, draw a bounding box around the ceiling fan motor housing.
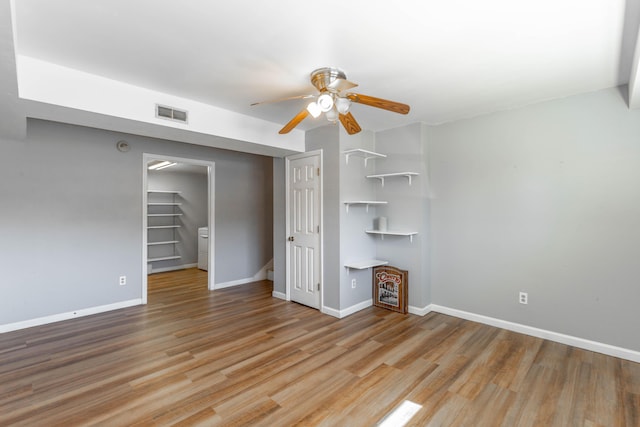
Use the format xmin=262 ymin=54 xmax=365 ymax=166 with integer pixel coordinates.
xmin=311 ymin=67 xmax=347 ymax=93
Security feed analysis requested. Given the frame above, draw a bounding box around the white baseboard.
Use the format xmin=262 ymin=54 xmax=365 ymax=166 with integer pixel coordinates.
xmin=326 ymin=302 xmax=433 ymax=318
xmin=214 ymin=277 xmax=255 ymax=289
xmin=0 ymin=299 xmax=143 ymax=334
xmin=272 ymin=291 xmax=286 ymax=300
xmin=323 ymin=299 xmax=373 ymax=319
xmin=430 ymin=304 xmax=640 ymax=364
xmin=322 ymin=306 xmax=341 ymax=318
xmin=253 ymin=258 xmax=274 ymax=281
xmin=408 ymin=304 xmax=433 ymax=316
xmin=215 ymin=260 xmax=275 ymax=290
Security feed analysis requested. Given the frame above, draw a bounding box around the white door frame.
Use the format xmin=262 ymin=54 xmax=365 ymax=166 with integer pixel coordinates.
xmin=285 ymin=149 xmax=323 ymax=311
xmin=142 ymin=153 xmax=216 ymax=303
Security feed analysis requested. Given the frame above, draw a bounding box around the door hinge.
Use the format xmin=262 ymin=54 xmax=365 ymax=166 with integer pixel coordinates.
xmin=317 ymin=283 xmax=320 ymax=291
xmin=317 ymin=225 xmax=320 ymax=233
xmin=317 ymin=167 xmax=320 ymax=176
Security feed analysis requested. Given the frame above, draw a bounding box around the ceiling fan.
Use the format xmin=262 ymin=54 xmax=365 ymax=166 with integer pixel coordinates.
xmin=251 ymin=67 xmax=410 ymax=135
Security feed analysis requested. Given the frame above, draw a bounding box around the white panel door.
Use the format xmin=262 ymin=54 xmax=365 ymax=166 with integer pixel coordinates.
xmin=288 ymin=153 xmax=321 ymax=309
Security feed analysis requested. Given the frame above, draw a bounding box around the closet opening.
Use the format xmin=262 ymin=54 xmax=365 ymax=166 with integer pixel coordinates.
xmin=142 ymin=154 xmax=215 ymax=303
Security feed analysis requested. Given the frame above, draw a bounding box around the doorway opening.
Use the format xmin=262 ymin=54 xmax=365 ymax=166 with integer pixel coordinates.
xmin=142 ymin=154 xmax=215 ymax=303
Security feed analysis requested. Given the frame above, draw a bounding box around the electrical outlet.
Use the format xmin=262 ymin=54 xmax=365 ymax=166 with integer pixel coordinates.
xmin=119 ymin=276 xmax=127 ymax=286
xmin=519 ymin=292 xmax=528 ymax=304
xmin=351 ymin=278 xmax=357 ymax=289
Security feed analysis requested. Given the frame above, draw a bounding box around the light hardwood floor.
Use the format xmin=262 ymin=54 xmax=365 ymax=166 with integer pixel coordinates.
xmin=0 ymin=268 xmax=638 ymax=426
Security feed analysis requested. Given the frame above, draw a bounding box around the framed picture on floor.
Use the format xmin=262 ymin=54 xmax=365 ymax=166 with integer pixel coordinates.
xmin=372 ymin=265 xmax=408 ymax=314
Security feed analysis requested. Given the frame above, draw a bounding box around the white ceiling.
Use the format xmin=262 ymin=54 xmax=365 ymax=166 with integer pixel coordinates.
xmin=10 ymin=0 xmax=640 ymax=134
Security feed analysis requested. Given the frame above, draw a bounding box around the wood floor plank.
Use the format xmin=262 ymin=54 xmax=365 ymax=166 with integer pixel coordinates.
xmin=0 ymin=268 xmax=637 ymax=426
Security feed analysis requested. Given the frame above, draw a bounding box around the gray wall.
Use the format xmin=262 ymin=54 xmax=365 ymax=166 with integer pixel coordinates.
xmin=0 ymin=119 xmax=273 ymax=326
xmin=148 ymin=167 xmax=208 ymax=271
xmin=215 ymin=152 xmax=273 ymax=283
xmin=429 ymin=87 xmax=640 ymax=352
xmin=272 ymin=158 xmax=286 ymax=295
xmin=306 ymin=126 xmax=342 ymax=310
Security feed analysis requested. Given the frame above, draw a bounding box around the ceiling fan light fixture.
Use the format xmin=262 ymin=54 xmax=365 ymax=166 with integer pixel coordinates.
xmin=325 ymin=108 xmax=338 ymax=123
xmin=262 ymin=67 xmax=410 ymax=135
xmin=306 ymin=101 xmax=322 ymax=118
xmin=335 ymin=97 xmax=350 ymax=114
xmin=317 ymin=93 xmax=334 ymax=112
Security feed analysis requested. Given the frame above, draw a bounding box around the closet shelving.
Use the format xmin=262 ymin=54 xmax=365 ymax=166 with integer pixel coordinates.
xmin=147 ymin=240 xmax=179 ymax=246
xmin=147 ymin=190 xmax=182 ymax=263
xmin=148 ymin=255 xmax=182 ymax=262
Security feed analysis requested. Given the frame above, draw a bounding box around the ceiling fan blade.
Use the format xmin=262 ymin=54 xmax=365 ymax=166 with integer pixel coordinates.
xmin=339 ymin=112 xmax=362 ymax=135
xmin=346 ymin=93 xmax=410 ymax=114
xmin=279 ymin=109 xmax=310 ymax=134
xmin=328 ymin=78 xmax=358 ymax=92
xmin=251 ymin=94 xmax=315 ymax=106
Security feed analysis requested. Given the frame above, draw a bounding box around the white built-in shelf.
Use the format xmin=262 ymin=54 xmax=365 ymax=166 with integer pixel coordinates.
xmin=366 ymin=172 xmax=419 ymax=186
xmin=147 ymin=240 xmax=180 ymax=246
xmin=149 ymin=255 xmax=182 ymax=262
xmin=343 ymin=149 xmax=387 ymax=167
xmin=344 ymin=259 xmax=389 ymax=271
xmin=366 ymin=230 xmax=418 ymax=242
xmin=147 ymin=189 xmax=181 ymax=267
xmin=343 ymin=200 xmax=388 ymax=213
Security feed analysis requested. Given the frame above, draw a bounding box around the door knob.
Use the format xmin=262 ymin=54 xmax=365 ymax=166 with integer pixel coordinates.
xmin=288 ymin=236 xmax=295 ymax=242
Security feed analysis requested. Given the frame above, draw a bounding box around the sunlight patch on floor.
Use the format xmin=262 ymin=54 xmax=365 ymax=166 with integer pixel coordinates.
xmin=377 ymin=400 xmax=422 ymax=427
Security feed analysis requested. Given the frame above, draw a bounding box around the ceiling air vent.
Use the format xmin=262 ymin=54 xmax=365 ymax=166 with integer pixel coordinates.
xmin=155 ymin=104 xmax=188 ymax=123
